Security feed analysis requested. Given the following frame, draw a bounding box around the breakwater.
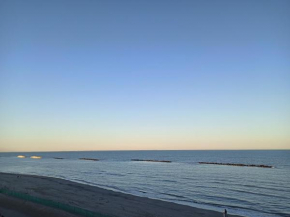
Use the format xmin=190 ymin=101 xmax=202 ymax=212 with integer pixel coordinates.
xmin=198 ymin=162 xmax=273 ymax=168
xmin=131 ymin=159 xmax=171 ymax=163
xmin=79 ymin=158 xmax=99 ymax=161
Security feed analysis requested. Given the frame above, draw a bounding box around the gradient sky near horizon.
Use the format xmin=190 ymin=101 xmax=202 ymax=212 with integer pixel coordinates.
xmin=0 ymin=0 xmax=289 ymax=152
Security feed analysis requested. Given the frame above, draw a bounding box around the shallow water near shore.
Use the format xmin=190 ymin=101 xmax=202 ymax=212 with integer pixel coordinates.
xmin=0 ymin=150 xmax=289 ymax=217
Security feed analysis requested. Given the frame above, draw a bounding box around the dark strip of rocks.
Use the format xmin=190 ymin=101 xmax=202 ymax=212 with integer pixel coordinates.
xmin=198 ymin=162 xmax=273 ymax=168
xmin=79 ymin=158 xmax=99 ymax=161
xmin=54 ymin=157 xmax=64 ymax=159
xmin=131 ymin=159 xmax=171 ymax=163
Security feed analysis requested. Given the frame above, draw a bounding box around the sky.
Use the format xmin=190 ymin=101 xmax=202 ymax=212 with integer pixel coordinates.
xmin=0 ymin=0 xmax=289 ymax=152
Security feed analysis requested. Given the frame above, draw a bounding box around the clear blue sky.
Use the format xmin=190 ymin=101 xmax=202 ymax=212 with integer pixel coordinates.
xmin=0 ymin=0 xmax=289 ymax=151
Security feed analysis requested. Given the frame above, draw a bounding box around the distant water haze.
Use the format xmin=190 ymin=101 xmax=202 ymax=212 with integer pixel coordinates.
xmin=1 ymin=128 xmax=289 ymax=152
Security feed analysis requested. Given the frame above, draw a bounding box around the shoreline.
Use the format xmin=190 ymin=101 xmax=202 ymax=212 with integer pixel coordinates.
xmin=0 ymin=172 xmax=244 ymax=217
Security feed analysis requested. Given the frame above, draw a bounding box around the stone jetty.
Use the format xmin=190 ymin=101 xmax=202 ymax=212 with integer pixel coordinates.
xmin=79 ymin=158 xmax=99 ymax=161
xmin=198 ymin=162 xmax=273 ymax=168
xmin=17 ymin=155 xmax=26 ymax=158
xmin=131 ymin=159 xmax=171 ymax=163
xmin=30 ymin=156 xmax=42 ymax=159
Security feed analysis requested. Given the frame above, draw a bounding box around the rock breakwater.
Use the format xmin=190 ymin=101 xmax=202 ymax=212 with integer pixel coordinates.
xmin=79 ymin=158 xmax=99 ymax=161
xmin=198 ymin=162 xmax=273 ymax=168
xmin=131 ymin=159 xmax=171 ymax=163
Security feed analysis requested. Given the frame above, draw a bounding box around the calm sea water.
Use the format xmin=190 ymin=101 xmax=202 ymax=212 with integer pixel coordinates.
xmin=0 ymin=150 xmax=289 ymax=217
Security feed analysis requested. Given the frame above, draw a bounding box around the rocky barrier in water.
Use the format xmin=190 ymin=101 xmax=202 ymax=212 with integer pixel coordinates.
xmin=131 ymin=159 xmax=171 ymax=163
xmin=198 ymin=162 xmax=273 ymax=168
xmin=79 ymin=158 xmax=99 ymax=161
xmin=30 ymin=156 xmax=42 ymax=159
xmin=17 ymin=155 xmax=26 ymax=158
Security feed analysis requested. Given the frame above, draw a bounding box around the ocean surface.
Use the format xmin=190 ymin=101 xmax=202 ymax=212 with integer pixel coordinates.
xmin=0 ymin=150 xmax=289 ymax=217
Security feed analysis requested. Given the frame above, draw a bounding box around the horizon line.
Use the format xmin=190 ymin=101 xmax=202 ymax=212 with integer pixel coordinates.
xmin=1 ymin=149 xmax=289 ymax=153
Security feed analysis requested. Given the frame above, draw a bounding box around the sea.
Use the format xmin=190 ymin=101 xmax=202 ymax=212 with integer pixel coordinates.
xmin=0 ymin=150 xmax=289 ymax=217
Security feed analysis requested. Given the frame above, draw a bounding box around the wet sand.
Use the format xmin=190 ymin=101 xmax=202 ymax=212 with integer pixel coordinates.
xmin=0 ymin=172 xmax=244 ymax=217
xmin=0 ymin=194 xmax=80 ymax=217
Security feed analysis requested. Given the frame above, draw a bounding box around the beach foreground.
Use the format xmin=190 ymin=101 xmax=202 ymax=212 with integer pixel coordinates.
xmin=0 ymin=172 xmax=243 ymax=217
xmin=0 ymin=194 xmax=80 ymax=217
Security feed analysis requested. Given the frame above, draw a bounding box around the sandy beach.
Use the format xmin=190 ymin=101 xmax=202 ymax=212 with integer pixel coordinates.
xmin=0 ymin=194 xmax=80 ymax=217
xmin=0 ymin=172 xmax=244 ymax=217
